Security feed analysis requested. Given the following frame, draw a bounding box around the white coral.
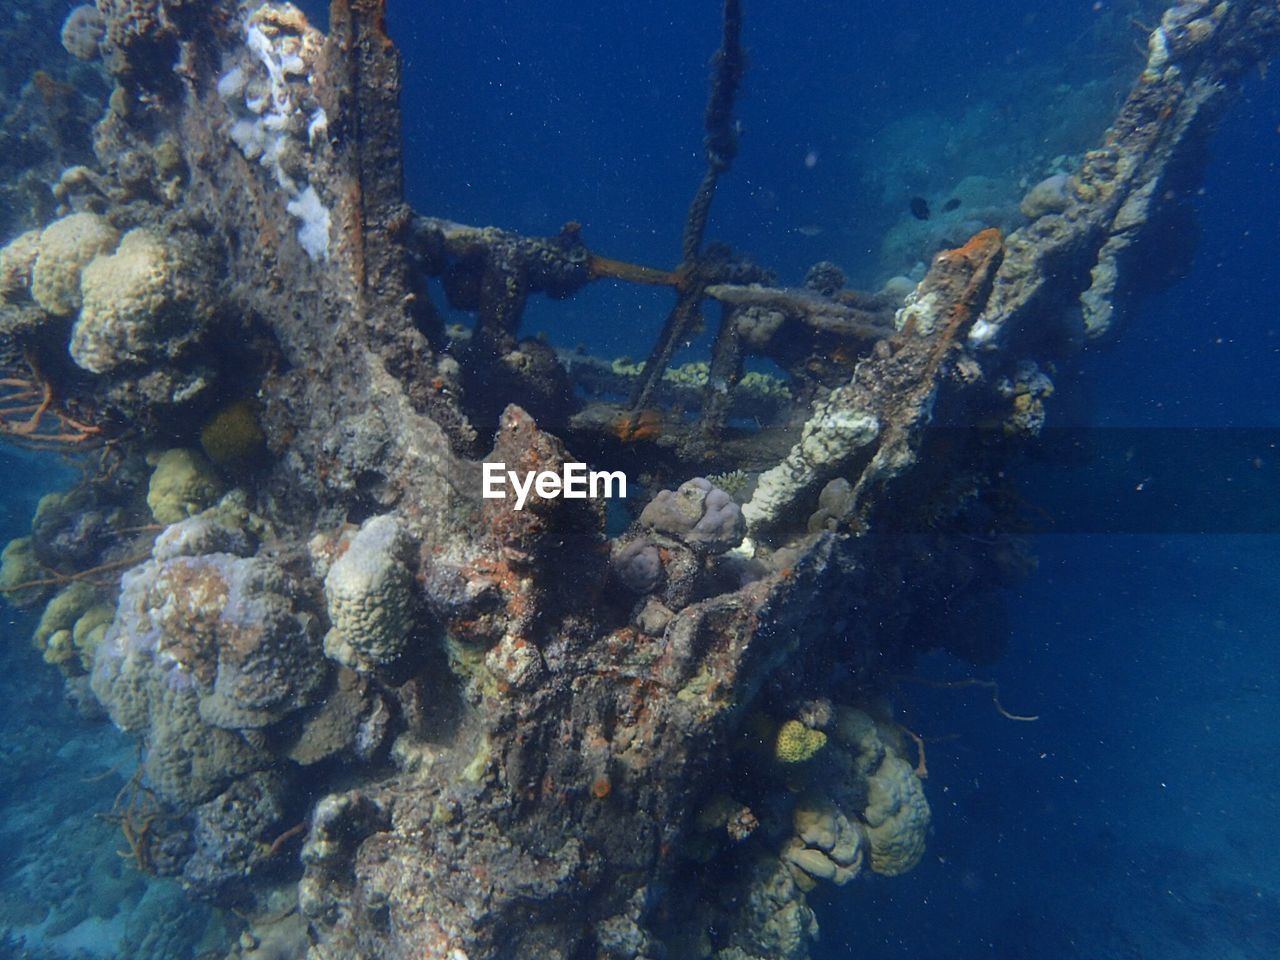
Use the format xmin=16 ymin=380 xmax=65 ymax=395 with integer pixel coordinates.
xmin=220 ymin=4 xmax=331 ymax=260
xmin=743 ymin=396 xmax=878 ymax=533
xmin=60 ymin=4 xmax=105 ymax=61
xmin=70 ymin=229 xmax=181 ymax=373
xmin=323 ymin=515 xmax=415 ymax=673
xmin=0 ymin=228 xmax=42 ymax=302
xmin=286 ymin=186 xmax=331 ymax=261
xmin=30 ymin=212 xmax=119 ymax=316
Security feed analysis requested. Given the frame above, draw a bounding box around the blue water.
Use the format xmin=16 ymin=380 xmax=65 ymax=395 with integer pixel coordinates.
xmin=812 ymin=63 xmax=1280 ymax=960
xmin=390 ymin=0 xmax=1151 ymax=358
xmin=825 ymin=532 xmax=1280 ymax=959
xmin=3 ymin=1 xmax=1279 ymax=957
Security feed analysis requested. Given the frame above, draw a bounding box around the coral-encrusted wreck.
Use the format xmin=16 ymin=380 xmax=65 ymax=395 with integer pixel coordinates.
xmin=1 ymin=1 xmax=1278 ymax=958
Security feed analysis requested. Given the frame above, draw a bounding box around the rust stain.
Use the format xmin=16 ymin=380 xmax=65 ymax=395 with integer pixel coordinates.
xmin=610 ymin=409 xmax=663 ymax=444
xmin=942 ymin=227 xmax=1004 ymax=264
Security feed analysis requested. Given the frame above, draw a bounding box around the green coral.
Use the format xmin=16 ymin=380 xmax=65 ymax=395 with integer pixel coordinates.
xmin=71 ymin=603 xmax=115 ymax=671
xmin=0 ymin=536 xmax=49 ymax=609
xmin=606 ymin=357 xmax=790 ymax=401
xmin=610 ymin=357 xmax=643 ymax=377
xmin=200 ymin=399 xmax=267 ymax=472
xmin=739 ymin=370 xmax=792 ymax=399
xmin=664 ymin=361 xmax=710 ymax=388
xmin=34 ymin=581 xmax=101 ymax=670
xmin=775 ymin=720 xmax=827 ymax=764
xmin=32 ymin=491 xmax=67 ymax=529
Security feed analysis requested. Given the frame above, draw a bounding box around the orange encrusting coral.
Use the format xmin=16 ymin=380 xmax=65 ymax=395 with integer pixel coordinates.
xmin=935 ymin=228 xmax=1005 ymax=334
xmin=610 ymin=409 xmax=663 ymax=444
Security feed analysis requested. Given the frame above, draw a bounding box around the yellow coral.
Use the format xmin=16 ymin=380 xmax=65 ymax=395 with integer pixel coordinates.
xmin=775 ymin=720 xmax=827 ymax=764
xmin=146 ymin=448 xmax=224 ymax=524
xmin=864 ymin=754 xmax=930 ymax=876
xmin=72 ymin=603 xmax=115 ymax=671
xmin=0 ymin=536 xmax=48 ymax=609
xmin=34 ymin=581 xmax=101 ymax=673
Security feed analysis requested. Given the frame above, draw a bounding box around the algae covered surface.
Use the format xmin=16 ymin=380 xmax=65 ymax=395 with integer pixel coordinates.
xmin=1 ymin=2 xmax=1279 ymax=959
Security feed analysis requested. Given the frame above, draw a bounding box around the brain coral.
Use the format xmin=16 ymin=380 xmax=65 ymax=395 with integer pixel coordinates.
xmin=1020 ymin=172 xmax=1072 ymax=221
xmin=639 ymin=477 xmax=746 ymax=554
xmin=834 ymin=707 xmax=930 ymax=876
xmin=69 ymin=228 xmax=186 ymax=373
xmin=141 ymin=681 xmax=269 ymax=807
xmin=763 ymin=705 xmax=931 ymax=910
xmin=862 ymin=753 xmax=931 ymax=876
xmin=30 ymin=212 xmax=119 ymax=316
xmin=323 ymin=514 xmax=416 ymax=673
xmin=611 ymin=537 xmax=664 ymax=594
xmin=785 ymin=796 xmax=865 ymax=887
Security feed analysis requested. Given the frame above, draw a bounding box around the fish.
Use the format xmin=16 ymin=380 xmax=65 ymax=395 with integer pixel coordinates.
xmin=942 ymin=197 xmax=961 ymax=212
xmin=910 ymin=196 xmax=930 ymax=220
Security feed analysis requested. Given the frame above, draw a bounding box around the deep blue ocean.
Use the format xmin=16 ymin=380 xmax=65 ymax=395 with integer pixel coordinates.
xmin=2 ymin=1 xmax=1278 ymax=957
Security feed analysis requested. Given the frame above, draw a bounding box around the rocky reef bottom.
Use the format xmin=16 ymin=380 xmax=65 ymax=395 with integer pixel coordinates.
xmin=0 ymin=624 xmax=229 ymax=960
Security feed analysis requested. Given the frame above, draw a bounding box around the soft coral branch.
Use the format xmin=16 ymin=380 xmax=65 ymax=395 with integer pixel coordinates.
xmin=0 ymin=360 xmax=101 ymax=446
